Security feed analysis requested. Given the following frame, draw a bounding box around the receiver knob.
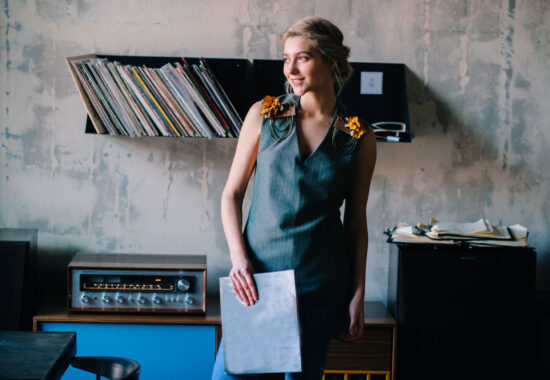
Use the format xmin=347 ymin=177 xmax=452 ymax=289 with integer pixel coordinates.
xmin=115 ymin=295 xmax=124 ymax=304
xmin=185 ymin=294 xmax=195 ymax=305
xmin=137 ymin=295 xmax=146 ymax=304
xmin=177 ymin=278 xmax=190 ymax=292
xmin=102 ymin=295 xmax=111 ymax=304
xmin=80 ymin=294 xmax=90 ymax=303
xmin=152 ymin=295 xmax=161 ymax=304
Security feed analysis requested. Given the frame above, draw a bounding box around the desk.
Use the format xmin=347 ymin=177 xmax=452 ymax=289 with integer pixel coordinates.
xmin=0 ymin=331 xmax=75 ymax=380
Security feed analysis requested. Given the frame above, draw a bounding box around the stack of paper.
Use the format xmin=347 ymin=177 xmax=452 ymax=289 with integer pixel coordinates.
xmin=468 ymin=224 xmax=530 ymax=247
xmin=389 ymin=224 xmax=457 ymax=244
xmin=387 ymin=218 xmax=530 ymax=247
xmin=427 ymin=219 xmax=511 ymax=240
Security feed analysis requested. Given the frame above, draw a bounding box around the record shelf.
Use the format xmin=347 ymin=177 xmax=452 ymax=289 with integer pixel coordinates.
xmin=68 ymin=55 xmax=411 ymax=142
xmin=67 ymin=54 xmax=251 ymax=138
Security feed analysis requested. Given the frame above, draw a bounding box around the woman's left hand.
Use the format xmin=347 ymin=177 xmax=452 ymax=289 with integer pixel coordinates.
xmin=339 ymin=293 xmax=364 ymax=341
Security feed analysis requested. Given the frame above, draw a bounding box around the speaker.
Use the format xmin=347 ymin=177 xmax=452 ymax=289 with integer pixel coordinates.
xmin=388 ymin=243 xmax=536 ymax=380
xmin=0 ymin=229 xmax=37 ymax=330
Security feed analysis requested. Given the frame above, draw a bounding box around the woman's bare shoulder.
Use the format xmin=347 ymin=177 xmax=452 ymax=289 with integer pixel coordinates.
xmin=249 ymin=100 xmax=264 ymax=117
xmin=240 ymin=100 xmax=264 ymax=138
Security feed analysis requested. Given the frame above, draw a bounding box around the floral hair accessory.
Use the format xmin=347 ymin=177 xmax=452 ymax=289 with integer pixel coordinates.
xmin=261 ymin=95 xmax=294 ymax=119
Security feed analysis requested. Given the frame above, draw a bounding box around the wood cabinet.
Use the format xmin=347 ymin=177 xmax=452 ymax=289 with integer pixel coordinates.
xmin=34 ymin=299 xmax=396 ymax=380
xmin=34 ymin=298 xmax=221 ymax=380
xmin=324 ymin=302 xmax=396 ymax=380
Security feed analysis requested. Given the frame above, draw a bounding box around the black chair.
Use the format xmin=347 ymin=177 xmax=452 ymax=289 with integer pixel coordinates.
xmin=70 ymin=357 xmax=140 ymax=380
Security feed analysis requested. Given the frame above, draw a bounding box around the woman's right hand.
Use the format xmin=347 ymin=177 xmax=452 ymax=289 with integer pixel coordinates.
xmin=229 ymin=258 xmax=258 ymax=306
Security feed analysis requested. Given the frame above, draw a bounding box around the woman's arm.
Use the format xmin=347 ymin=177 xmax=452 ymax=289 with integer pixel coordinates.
xmin=340 ymin=125 xmax=377 ymax=341
xmin=221 ymin=100 xmax=263 ymax=306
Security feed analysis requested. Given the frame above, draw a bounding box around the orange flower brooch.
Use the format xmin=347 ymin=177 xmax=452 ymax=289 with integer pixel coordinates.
xmin=261 ymin=95 xmax=294 ymax=118
xmin=334 ymin=115 xmax=366 ymax=139
xmin=345 ymin=116 xmax=365 ymax=139
xmin=261 ymin=95 xmax=295 ymax=141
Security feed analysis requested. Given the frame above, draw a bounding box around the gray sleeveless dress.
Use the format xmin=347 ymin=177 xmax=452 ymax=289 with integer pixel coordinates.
xmin=244 ymin=94 xmax=364 ymax=305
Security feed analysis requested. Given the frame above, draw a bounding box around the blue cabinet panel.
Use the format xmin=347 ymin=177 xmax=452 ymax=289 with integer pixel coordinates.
xmin=40 ymin=322 xmax=216 ymax=380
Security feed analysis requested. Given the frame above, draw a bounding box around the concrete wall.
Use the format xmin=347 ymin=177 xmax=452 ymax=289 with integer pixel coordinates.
xmin=1 ymin=0 xmax=549 ymax=303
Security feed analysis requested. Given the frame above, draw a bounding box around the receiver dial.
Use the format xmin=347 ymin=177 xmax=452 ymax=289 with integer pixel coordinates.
xmin=177 ymin=278 xmax=190 ymax=292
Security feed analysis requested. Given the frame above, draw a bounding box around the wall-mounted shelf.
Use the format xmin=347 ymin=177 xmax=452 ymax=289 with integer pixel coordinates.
xmin=67 ymin=54 xmax=250 ymax=138
xmin=68 ymin=54 xmax=411 ymax=142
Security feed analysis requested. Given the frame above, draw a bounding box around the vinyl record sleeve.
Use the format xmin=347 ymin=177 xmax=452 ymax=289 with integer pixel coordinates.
xmin=219 ymin=270 xmax=302 ymax=374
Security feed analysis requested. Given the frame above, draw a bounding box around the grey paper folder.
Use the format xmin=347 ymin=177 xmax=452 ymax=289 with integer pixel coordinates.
xmin=219 ymin=270 xmax=302 ymax=374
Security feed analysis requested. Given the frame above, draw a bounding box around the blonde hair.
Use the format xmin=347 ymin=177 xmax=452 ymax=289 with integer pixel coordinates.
xmin=281 ymin=16 xmax=353 ymax=95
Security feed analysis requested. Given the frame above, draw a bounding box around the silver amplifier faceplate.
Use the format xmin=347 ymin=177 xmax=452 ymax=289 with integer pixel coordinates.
xmin=69 ymin=268 xmax=205 ymax=312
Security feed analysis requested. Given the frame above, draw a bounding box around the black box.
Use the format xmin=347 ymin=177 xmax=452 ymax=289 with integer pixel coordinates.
xmin=388 ymin=242 xmax=536 ymax=380
xmin=0 ymin=229 xmax=38 ymax=330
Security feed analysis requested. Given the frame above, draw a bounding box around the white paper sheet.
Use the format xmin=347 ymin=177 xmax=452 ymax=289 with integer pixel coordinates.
xmin=219 ymin=270 xmax=301 ymax=375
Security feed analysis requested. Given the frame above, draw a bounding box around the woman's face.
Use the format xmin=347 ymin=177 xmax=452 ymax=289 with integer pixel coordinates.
xmin=283 ymin=36 xmax=333 ymax=97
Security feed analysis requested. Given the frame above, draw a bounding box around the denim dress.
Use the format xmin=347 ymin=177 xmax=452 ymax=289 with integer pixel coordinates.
xmin=212 ymin=94 xmax=366 ymax=380
xmin=244 ymin=93 xmax=363 ymax=306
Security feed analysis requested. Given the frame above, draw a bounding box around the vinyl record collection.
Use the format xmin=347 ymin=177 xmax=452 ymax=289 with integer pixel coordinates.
xmin=67 ymin=56 xmax=243 ymax=138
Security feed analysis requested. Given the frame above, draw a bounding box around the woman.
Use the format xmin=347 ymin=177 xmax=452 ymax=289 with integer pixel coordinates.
xmin=213 ymin=16 xmax=377 ymax=380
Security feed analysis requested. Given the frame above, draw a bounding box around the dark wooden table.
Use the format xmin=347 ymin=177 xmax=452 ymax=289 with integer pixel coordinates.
xmin=0 ymin=331 xmax=76 ymax=380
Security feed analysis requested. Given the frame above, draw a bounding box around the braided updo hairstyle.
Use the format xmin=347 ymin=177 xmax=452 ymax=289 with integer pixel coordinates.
xmin=281 ymin=16 xmax=353 ymax=95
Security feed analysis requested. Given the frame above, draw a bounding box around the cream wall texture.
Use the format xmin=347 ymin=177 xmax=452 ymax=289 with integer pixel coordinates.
xmin=1 ymin=0 xmax=549 ymax=302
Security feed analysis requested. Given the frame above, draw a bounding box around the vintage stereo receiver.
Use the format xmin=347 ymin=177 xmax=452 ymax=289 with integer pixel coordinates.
xmin=67 ymin=253 xmax=206 ymax=313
